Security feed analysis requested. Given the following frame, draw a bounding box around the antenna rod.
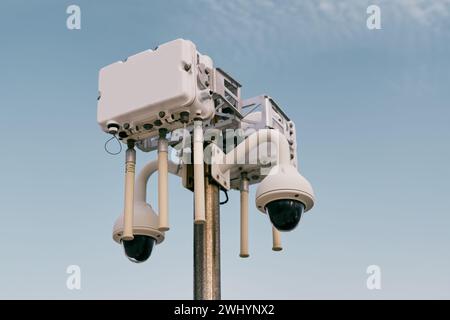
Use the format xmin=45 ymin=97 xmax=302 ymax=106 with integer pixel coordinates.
xmin=272 ymin=226 xmax=282 ymax=251
xmin=193 ymin=120 xmax=206 ymax=224
xmin=240 ymin=173 xmax=250 ymax=258
xmin=158 ymin=129 xmax=169 ymax=231
xmin=122 ymin=140 xmax=136 ymax=241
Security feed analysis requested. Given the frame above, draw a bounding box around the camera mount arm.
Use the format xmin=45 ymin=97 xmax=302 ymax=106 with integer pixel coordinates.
xmin=211 ymin=129 xmax=293 ymax=191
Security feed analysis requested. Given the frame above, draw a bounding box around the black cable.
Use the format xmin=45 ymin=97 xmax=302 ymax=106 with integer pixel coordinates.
xmin=220 ymin=189 xmax=229 ymax=205
xmin=104 ymin=135 xmax=122 ymax=155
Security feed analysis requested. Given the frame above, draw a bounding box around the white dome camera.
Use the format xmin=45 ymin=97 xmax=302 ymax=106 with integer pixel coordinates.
xmin=255 ymin=164 xmax=315 ymax=232
xmin=113 ymin=201 xmax=165 ymax=263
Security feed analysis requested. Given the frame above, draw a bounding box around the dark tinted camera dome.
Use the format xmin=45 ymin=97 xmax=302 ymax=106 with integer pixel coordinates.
xmin=266 ymin=200 xmax=305 ymax=231
xmin=123 ymin=235 xmax=155 ymax=263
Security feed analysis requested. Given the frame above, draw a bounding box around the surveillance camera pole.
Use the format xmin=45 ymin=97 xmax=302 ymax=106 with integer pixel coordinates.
xmin=193 ymin=166 xmax=221 ymax=300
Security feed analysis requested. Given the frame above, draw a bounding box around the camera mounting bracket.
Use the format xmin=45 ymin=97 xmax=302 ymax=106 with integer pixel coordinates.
xmin=209 ymin=143 xmax=231 ymax=190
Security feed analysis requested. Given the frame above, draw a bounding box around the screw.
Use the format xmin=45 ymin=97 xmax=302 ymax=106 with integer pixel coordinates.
xmin=184 ymin=63 xmax=192 ymax=71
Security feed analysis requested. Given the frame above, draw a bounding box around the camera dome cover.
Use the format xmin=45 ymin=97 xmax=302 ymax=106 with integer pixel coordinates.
xmin=255 ymin=164 xmax=315 ymax=214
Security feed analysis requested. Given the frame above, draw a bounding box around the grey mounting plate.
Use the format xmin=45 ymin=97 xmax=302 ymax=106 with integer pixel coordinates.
xmin=209 ymin=144 xmax=231 ymax=191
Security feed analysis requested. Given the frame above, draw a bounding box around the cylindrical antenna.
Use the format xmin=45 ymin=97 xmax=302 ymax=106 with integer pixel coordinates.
xmin=122 ymin=140 xmax=136 ymax=241
xmin=158 ymin=129 xmax=169 ymax=231
xmin=193 ymin=120 xmax=206 ymax=224
xmin=272 ymin=226 xmax=282 ymax=251
xmin=240 ymin=173 xmax=250 ymax=258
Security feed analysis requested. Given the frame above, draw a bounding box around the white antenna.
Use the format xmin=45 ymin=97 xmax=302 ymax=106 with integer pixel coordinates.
xmin=122 ymin=140 xmax=136 ymax=241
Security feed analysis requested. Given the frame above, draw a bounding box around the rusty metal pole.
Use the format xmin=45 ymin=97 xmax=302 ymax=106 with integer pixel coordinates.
xmin=194 ymin=172 xmax=221 ymax=300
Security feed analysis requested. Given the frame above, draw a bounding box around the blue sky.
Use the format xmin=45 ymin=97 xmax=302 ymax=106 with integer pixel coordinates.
xmin=0 ymin=0 xmax=449 ymax=299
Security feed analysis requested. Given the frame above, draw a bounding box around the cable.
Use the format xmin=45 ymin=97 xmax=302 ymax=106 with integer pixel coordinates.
xmin=219 ymin=189 xmax=229 ymax=205
xmin=104 ymin=135 xmax=122 ymax=155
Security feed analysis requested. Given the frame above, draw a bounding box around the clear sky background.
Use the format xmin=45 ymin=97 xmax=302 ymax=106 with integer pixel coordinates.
xmin=0 ymin=0 xmax=449 ymax=299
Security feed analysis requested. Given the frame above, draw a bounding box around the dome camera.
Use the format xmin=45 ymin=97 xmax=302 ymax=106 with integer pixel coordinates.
xmin=113 ymin=201 xmax=165 ymax=263
xmin=255 ymin=164 xmax=315 ymax=231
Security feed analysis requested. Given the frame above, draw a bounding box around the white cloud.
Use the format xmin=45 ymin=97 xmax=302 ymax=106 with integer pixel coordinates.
xmin=192 ymin=0 xmax=450 ymax=37
xmin=396 ymin=0 xmax=450 ymax=25
xmin=199 ymin=0 xmax=450 ymax=24
xmin=187 ymin=0 xmax=450 ymax=62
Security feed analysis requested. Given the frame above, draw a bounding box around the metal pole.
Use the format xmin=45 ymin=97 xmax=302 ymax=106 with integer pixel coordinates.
xmin=194 ymin=173 xmax=221 ymax=300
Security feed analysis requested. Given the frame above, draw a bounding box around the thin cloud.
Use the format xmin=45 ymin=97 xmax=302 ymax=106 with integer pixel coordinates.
xmin=395 ymin=0 xmax=450 ymax=25
xmin=190 ymin=0 xmax=450 ymax=52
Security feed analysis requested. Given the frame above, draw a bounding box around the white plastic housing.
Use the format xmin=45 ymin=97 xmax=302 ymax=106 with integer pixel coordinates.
xmin=255 ymin=164 xmax=315 ymax=213
xmin=98 ymin=39 xmax=215 ymax=141
xmin=241 ymin=95 xmax=298 ymax=167
xmin=113 ymin=201 xmax=164 ymax=244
